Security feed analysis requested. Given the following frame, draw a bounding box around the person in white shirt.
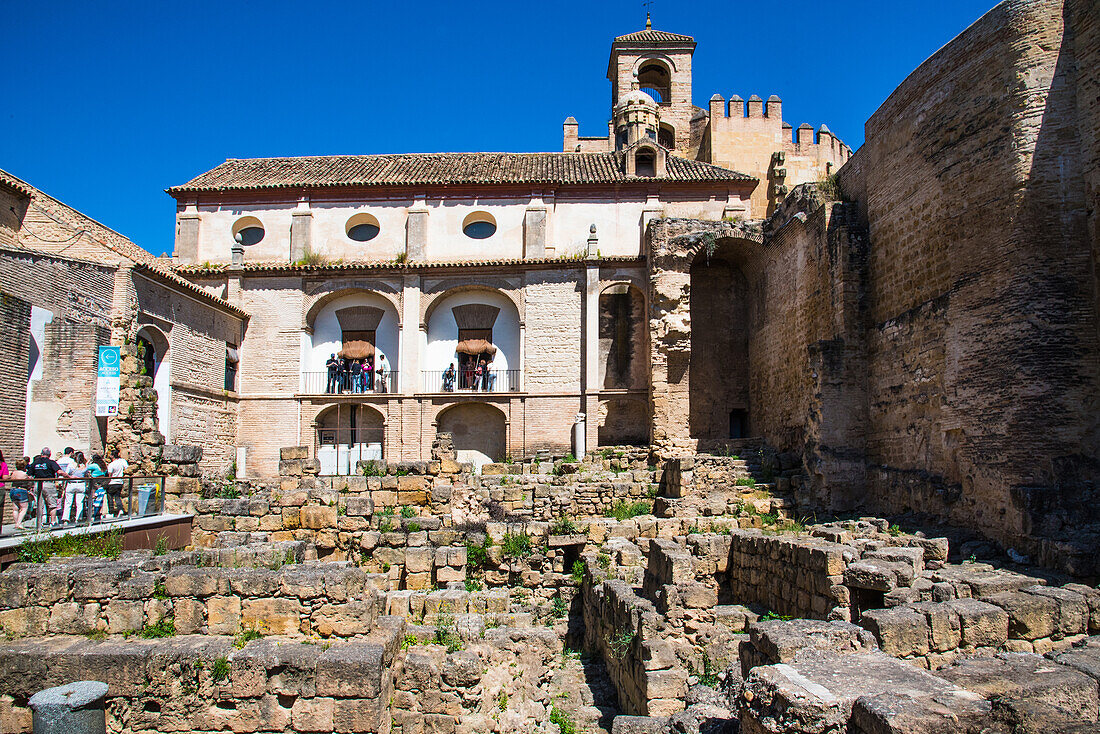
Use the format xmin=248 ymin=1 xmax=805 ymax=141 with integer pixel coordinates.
xmin=56 ymin=448 xmax=79 ymax=525
xmin=61 ymin=451 xmax=90 ymax=523
xmin=106 ymin=449 xmax=129 ymax=518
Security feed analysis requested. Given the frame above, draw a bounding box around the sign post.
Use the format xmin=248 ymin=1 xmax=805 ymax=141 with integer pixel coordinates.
xmin=95 ymin=346 xmax=121 ymax=417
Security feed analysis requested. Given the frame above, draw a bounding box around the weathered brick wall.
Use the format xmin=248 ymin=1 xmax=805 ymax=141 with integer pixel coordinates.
xmin=834 ymin=0 xmax=1100 ymax=569
xmin=0 ymin=292 xmax=31 ymax=461
xmin=524 ymin=269 xmax=582 ymax=392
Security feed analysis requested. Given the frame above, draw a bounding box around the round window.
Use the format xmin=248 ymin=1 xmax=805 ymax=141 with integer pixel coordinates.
xmin=348 ymin=223 xmax=380 ymax=242
xmin=232 ymin=216 xmax=265 ymax=246
xmin=346 ymin=213 xmax=381 ymax=243
xmin=462 ymin=212 xmax=497 ymax=240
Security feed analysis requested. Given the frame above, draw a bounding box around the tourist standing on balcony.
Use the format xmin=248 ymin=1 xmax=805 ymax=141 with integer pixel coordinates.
xmin=88 ymin=455 xmax=108 ymax=521
xmin=473 ymin=360 xmax=485 ymax=392
xmin=350 ymin=359 xmax=362 ymax=393
xmin=29 ymin=448 xmax=67 ymax=526
xmin=105 ymin=448 xmax=129 ymax=518
xmin=363 ymin=359 xmax=373 ymax=391
xmin=442 ymin=363 xmax=456 ymax=392
xmin=326 ymin=353 xmax=339 ymax=393
xmin=482 ymin=358 xmax=496 ymax=392
xmin=377 ymin=354 xmax=389 ymax=392
xmin=7 ymin=457 xmax=31 ymax=530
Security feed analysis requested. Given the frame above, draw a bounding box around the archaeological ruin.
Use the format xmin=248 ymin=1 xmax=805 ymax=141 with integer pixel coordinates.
xmin=0 ymin=0 xmax=1098 ymax=731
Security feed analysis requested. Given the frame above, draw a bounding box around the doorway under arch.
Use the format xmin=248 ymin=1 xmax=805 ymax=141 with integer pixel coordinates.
xmin=437 ymin=403 xmax=506 ymax=469
xmin=689 ymin=241 xmax=752 ymax=440
xmin=315 ymin=404 xmax=385 ymax=475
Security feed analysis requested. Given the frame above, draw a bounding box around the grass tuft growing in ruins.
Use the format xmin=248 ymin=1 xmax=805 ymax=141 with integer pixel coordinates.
xmin=570 ymin=560 xmax=587 ymax=585
xmin=606 ymin=500 xmax=652 ymax=521
xmin=17 ymin=528 xmax=124 ymax=563
xmin=211 ymin=656 xmax=230 ymax=682
xmin=549 ymin=705 xmax=579 ymax=734
xmin=501 ymin=532 xmax=532 ymax=559
xmin=605 ymin=627 xmax=636 ymax=659
xmin=761 ymin=610 xmax=793 ymax=621
xmin=734 ymin=476 xmax=756 ymax=488
xmin=234 ymin=628 xmax=263 ymax=649
xmin=435 ymin=605 xmax=463 ymax=652
xmin=549 ymin=516 xmax=580 ymax=535
xmin=138 ymin=616 xmax=176 ymax=639
xmin=466 ymin=535 xmax=493 ymax=571
xmin=360 ymin=461 xmax=386 ymax=477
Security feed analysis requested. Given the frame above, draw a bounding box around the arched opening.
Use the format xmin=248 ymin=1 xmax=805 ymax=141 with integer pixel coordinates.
xmin=136 ymin=326 xmax=171 ymax=441
xmin=315 ymin=404 xmax=385 ymax=475
xmin=635 ymin=152 xmax=656 ymax=177
xmin=658 ymin=123 xmax=675 ymax=150
xmin=231 ymin=216 xmax=264 ymax=246
xmin=689 ymin=240 xmax=751 ymax=440
xmin=599 ymin=283 xmax=646 ymax=389
xmin=424 ymin=289 xmax=520 ymax=393
xmin=598 ymin=398 xmax=649 ymax=446
xmin=307 ymin=292 xmax=400 ymax=394
xmin=437 ymin=403 xmax=506 ymax=469
xmin=638 ymin=62 xmax=671 ymax=105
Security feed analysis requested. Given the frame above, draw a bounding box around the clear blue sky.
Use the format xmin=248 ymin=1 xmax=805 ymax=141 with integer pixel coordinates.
xmin=3 ymin=0 xmax=996 ymax=257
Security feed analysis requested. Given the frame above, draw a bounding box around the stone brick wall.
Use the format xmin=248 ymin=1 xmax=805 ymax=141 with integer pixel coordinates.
xmin=833 ymin=0 xmax=1100 ymax=570
xmin=0 ymin=291 xmax=31 ymax=461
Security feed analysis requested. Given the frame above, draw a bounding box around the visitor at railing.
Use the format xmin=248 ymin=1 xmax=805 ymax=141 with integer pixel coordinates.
xmin=303 ymin=369 xmax=397 ymax=394
xmin=6 ymin=457 xmax=31 ymax=530
xmin=422 ymin=368 xmax=519 ymax=393
xmin=28 ymin=447 xmax=67 ymax=526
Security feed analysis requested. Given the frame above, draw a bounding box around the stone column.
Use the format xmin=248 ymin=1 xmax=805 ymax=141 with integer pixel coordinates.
xmin=585 ymin=226 xmax=600 ymax=449
xmin=400 ymin=275 xmax=421 ymax=396
xmin=29 ymin=681 xmax=108 ymax=734
xmin=109 ymin=263 xmax=137 ymax=345
xmin=406 ymin=196 xmax=428 ymax=261
xmin=290 ymin=201 xmax=313 ymax=263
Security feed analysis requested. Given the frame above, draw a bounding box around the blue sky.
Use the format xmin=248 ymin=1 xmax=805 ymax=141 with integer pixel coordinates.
xmin=2 ymin=0 xmax=996 ymax=257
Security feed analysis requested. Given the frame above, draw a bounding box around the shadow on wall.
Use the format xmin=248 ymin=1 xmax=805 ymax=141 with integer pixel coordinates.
xmin=437 ymin=403 xmax=506 ymax=469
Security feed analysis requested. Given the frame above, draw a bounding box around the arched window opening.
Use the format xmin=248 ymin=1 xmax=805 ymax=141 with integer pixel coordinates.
xmin=638 ymin=62 xmax=671 ymax=105
xmin=462 ymin=211 xmax=497 ymax=239
xmin=346 ymin=213 xmax=381 ymax=242
xmin=599 ymin=284 xmax=646 ymax=390
xmin=232 ymin=216 xmax=265 ymax=246
xmin=636 ymin=152 xmax=656 ymax=177
xmin=316 ymin=404 xmax=385 ymax=475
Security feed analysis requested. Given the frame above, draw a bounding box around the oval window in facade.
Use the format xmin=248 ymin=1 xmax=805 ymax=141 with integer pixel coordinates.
xmin=232 ymin=216 xmax=265 ymax=246
xmin=462 ymin=211 xmax=497 ymax=240
xmin=346 ymin=213 xmax=381 ymax=242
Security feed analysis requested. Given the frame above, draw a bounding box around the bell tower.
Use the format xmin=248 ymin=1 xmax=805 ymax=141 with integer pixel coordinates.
xmin=607 ymin=16 xmax=696 ymax=153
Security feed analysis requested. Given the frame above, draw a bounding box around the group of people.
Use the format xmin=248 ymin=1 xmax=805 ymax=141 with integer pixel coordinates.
xmin=441 ymin=359 xmax=496 ymax=392
xmin=3 ymin=446 xmax=129 ymax=531
xmin=325 ymin=354 xmax=388 ymax=394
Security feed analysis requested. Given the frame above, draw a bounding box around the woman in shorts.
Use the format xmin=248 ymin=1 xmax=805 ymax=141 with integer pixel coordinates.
xmin=7 ymin=455 xmax=31 ymax=530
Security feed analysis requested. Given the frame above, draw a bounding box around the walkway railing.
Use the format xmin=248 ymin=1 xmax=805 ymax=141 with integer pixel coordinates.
xmin=301 ymin=371 xmax=397 ymax=395
xmin=0 ymin=475 xmax=167 ymax=538
xmin=422 ymin=369 xmax=520 ymax=393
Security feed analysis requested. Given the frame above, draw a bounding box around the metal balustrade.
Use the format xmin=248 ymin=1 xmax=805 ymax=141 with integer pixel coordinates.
xmin=301 ymin=370 xmax=398 ymax=395
xmin=421 ymin=369 xmax=520 ymax=393
xmin=0 ymin=475 xmax=167 ymax=538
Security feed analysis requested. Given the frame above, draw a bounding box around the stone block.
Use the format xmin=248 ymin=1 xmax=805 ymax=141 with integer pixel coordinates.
xmin=406 ymin=546 xmax=433 ymax=574
xmin=986 ymin=591 xmax=1058 ymax=641
xmin=0 ymin=607 xmax=48 ymax=637
xmin=208 ymin=595 xmax=242 ymax=635
xmin=345 ymin=496 xmax=374 ymax=517
xmin=441 ymin=650 xmax=482 ymax=686
xmin=333 ymin=697 xmax=387 ymax=734
xmin=909 ymin=601 xmax=962 ymax=653
xmin=861 ymin=607 xmax=930 ymax=657
xmin=944 ymin=598 xmax=1009 ymax=648
xmin=1024 ymin=586 xmax=1089 ymax=637
xmin=845 ymin=561 xmax=899 ymax=592
xmin=281 ymin=446 xmax=309 ymax=461
xmin=291 ymin=697 xmax=335 ymax=733
xmin=47 ymin=602 xmax=100 ymax=635
xmin=242 ymin=598 xmax=301 ymax=635
xmin=166 ymin=567 xmax=226 ymax=598
xmin=312 ymin=602 xmax=376 ymax=637
xmin=317 ymin=643 xmax=386 ymax=697
xmin=300 ymin=505 xmax=338 ymax=529
xmin=162 ymin=444 xmax=203 ymax=463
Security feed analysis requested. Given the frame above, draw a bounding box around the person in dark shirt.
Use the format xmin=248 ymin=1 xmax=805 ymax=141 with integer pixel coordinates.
xmin=28 ymin=447 xmax=68 ymax=526
xmin=325 ymin=354 xmax=339 ymax=393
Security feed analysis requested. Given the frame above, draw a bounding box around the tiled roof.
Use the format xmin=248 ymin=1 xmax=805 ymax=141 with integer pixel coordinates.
xmin=168 ymin=152 xmax=753 ymax=194
xmin=613 ymin=29 xmax=695 ymax=44
xmin=0 ymin=167 xmax=247 ymax=319
xmin=174 ymin=255 xmax=645 ymax=275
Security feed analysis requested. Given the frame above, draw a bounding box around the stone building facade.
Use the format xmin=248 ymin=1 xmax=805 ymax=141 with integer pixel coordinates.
xmin=0 ymin=169 xmax=246 ymax=473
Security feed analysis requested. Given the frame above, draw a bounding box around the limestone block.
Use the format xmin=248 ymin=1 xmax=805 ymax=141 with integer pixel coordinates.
xmin=242 ymin=597 xmax=301 ymax=635
xmin=317 ymin=643 xmax=387 ymax=698
xmin=291 ymin=697 xmax=335 ymax=733
xmin=406 ymin=547 xmax=433 ymax=574
xmin=1024 ymin=586 xmax=1089 ymax=637
xmin=333 ymin=697 xmax=387 ymax=734
xmin=166 ymin=567 xmax=226 ymax=598
xmin=944 ymin=598 xmax=1009 ymax=649
xmin=678 ymin=582 xmax=718 ymax=609
xmin=48 ymin=602 xmax=100 ymax=635
xmin=844 ymin=561 xmax=899 ymax=592
xmin=281 ymin=446 xmax=309 ymax=461
xmin=0 ymin=607 xmax=48 ymax=637
xmin=345 ymin=496 xmax=374 ymax=517
xmin=861 ymin=607 xmax=930 ymax=657
xmin=441 ymin=650 xmax=482 ymax=687
xmin=300 ymin=505 xmax=338 ymax=529
xmin=312 ymin=602 xmax=376 ymax=637
xmin=208 ymin=595 xmax=242 ymax=635
xmin=435 ymin=566 xmax=465 ymax=584
xmin=985 ymin=591 xmax=1058 ymax=641
xmin=168 ymin=598 xmax=203 ymax=634
xmin=909 ymin=601 xmax=962 ymax=653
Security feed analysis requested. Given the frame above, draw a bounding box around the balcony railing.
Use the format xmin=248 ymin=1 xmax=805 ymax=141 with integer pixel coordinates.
xmin=422 ymin=369 xmax=520 ymax=393
xmin=0 ymin=475 xmax=167 ymax=538
xmin=301 ymin=371 xmax=398 ymax=395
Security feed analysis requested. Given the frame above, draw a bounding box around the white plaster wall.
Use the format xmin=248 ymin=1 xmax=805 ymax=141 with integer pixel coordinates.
xmin=24 ymin=306 xmax=60 ymax=457
xmin=308 ymin=293 xmax=400 ymax=381
xmin=191 ymin=190 xmax=743 ymax=264
xmin=423 ymin=290 xmax=520 ymax=385
xmin=196 ymin=202 xmax=296 ymax=262
xmin=309 ymin=199 xmax=412 ymax=261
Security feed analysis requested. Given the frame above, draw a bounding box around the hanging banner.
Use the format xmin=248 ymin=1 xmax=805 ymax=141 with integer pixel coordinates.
xmin=95 ymin=345 xmax=121 ymax=417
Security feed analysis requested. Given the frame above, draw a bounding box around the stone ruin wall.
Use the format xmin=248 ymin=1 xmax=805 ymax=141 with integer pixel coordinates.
xmin=833 ymin=0 xmax=1100 ymax=572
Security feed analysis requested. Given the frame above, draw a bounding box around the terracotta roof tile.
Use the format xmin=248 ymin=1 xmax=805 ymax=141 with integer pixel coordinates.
xmin=613 ymin=29 xmax=695 ymax=44
xmin=168 ymin=152 xmax=752 ymax=194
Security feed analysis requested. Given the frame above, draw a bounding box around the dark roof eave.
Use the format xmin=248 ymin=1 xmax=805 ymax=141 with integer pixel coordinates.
xmin=175 ymin=255 xmax=646 ymax=276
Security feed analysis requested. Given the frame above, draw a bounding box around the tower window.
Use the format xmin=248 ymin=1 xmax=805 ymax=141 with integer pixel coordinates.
xmin=346 ymin=212 xmax=381 ymax=242
xmin=232 ymin=216 xmax=265 ymax=246
xmin=638 ymin=62 xmax=671 ymax=105
xmin=635 ymin=153 xmax=656 ymax=177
